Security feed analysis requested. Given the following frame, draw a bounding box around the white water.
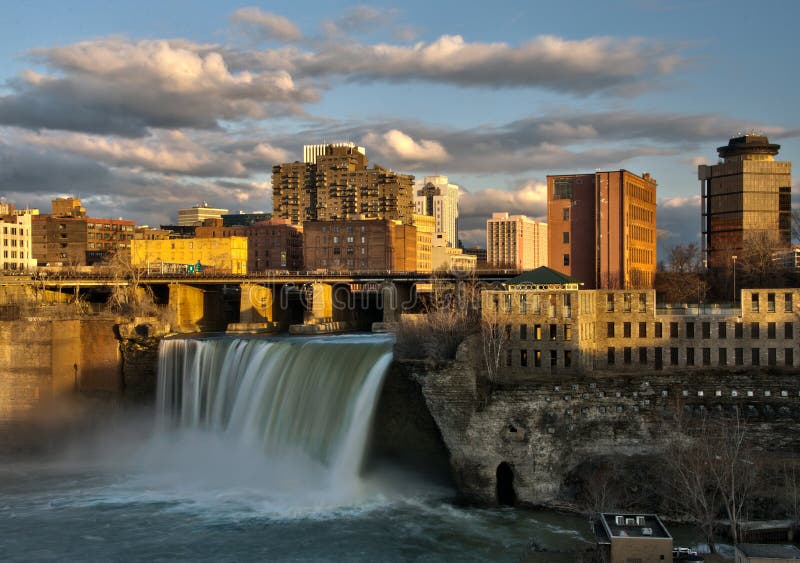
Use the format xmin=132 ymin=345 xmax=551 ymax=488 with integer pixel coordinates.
xmin=156 ymin=334 xmax=395 ymax=506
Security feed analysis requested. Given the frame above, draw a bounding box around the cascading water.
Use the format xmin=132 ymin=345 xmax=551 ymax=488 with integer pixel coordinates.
xmin=156 ymin=334 xmax=394 ymax=499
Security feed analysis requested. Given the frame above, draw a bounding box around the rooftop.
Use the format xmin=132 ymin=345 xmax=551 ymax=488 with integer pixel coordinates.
xmin=599 ymin=513 xmax=672 ymax=540
xmin=505 ymin=266 xmax=580 ymax=287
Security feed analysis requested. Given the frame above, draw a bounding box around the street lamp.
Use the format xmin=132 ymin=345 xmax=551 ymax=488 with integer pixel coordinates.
xmin=732 ymin=255 xmax=738 ymax=303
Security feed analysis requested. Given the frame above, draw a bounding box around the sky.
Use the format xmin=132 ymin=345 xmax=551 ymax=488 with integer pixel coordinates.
xmin=0 ymin=0 xmax=797 ymax=258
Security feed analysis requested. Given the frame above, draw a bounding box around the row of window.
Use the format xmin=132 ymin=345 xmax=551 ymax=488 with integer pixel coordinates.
xmin=606 ymin=320 xmax=794 ymax=340
xmin=749 ymin=292 xmax=793 ymax=312
xmin=516 ymin=323 xmax=572 ymax=341
xmin=320 ymin=225 xmax=368 ymax=233
xmin=2 ymin=250 xmax=26 ymax=259
xmin=2 ymin=227 xmax=24 ymax=236
xmin=606 ymin=346 xmax=794 ymax=368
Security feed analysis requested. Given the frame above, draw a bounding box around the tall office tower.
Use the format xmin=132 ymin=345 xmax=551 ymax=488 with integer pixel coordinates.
xmin=272 ymin=144 xmax=415 ymax=225
xmin=413 ymin=175 xmax=460 ymax=247
xmin=486 ymin=212 xmax=548 ymax=270
xmin=547 ymin=170 xmax=657 ymax=289
xmin=303 ymin=142 xmax=365 ymax=164
xmin=699 ymin=135 xmax=792 ymax=267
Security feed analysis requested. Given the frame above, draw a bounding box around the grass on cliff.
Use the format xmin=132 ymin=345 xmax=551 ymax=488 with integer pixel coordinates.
xmin=394 ymin=308 xmax=479 ymax=362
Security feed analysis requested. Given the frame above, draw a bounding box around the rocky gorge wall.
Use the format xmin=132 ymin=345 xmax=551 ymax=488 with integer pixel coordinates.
xmin=394 ymin=334 xmax=800 ymax=507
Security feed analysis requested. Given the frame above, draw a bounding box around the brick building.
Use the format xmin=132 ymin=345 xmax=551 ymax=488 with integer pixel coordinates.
xmin=131 ymin=237 xmax=248 ymax=274
xmin=303 ymin=219 xmax=416 ymax=273
xmin=31 ymin=198 xmax=134 ymax=267
xmin=482 ymin=267 xmax=799 ymax=376
xmin=547 ymin=170 xmax=657 ymax=289
xmin=195 ymin=218 xmax=303 ymax=272
xmin=272 ymin=145 xmax=415 ymax=225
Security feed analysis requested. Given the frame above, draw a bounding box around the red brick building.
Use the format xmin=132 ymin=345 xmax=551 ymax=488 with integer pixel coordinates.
xmin=195 ymin=218 xmax=304 ymax=272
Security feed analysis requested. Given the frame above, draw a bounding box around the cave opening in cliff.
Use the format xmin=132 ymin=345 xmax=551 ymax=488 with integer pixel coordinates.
xmin=496 ymin=462 xmax=516 ymax=506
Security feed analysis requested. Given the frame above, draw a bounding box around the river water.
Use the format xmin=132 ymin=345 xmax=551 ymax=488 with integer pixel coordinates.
xmin=0 ymin=334 xmax=697 ymax=561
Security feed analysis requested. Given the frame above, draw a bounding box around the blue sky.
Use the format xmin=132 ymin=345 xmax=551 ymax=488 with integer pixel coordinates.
xmin=0 ymin=0 xmax=797 ymax=256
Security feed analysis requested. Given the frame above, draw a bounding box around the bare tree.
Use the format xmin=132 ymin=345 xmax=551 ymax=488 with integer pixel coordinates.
xmin=792 ymin=209 xmax=800 ymax=245
xmin=668 ymin=243 xmax=703 ymax=273
xmin=739 ymin=231 xmax=787 ymax=288
xmin=104 ymin=251 xmax=159 ymax=319
xmin=481 ymin=301 xmax=510 ymax=384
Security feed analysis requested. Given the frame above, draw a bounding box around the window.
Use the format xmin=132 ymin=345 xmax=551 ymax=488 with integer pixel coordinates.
xmin=670 ymin=347 xmax=679 ymax=366
xmin=520 ymin=324 xmax=527 ymax=340
xmin=639 ymin=347 xmax=647 ymax=365
xmin=623 ymin=293 xmax=632 ymax=312
xmin=505 ymin=348 xmax=512 ymax=367
xmin=702 ymin=322 xmax=710 ymax=339
xmin=719 ymin=322 xmax=727 ymax=339
xmin=520 ymin=295 xmax=527 ymax=314
xmin=534 ymin=325 xmax=542 ymax=340
xmin=623 ymin=322 xmax=631 ymax=338
xmin=624 ymin=347 xmax=632 ymax=365
xmin=686 ymin=322 xmax=695 ymax=339
xmin=504 ymin=294 xmax=512 ymax=312
xmin=606 ymin=294 xmax=614 ymax=312
xmin=607 ymin=322 xmax=615 ymax=338
xmin=786 ymin=348 xmax=794 ymax=366
xmin=655 ymin=322 xmax=662 ymax=338
xmin=686 ymin=347 xmax=695 ymax=366
xmin=638 ymin=293 xmax=647 ymax=312
xmin=639 ymin=322 xmax=647 ymax=338
xmin=562 ymin=208 xmax=570 ymax=221
xmin=564 ymin=350 xmax=572 ymax=368
xmin=562 ymin=232 xmax=569 ymax=243
xmin=563 ymin=254 xmax=570 ymax=266
xmin=719 ymin=348 xmax=727 ymax=366
xmin=735 ymin=322 xmax=743 ymax=338
xmin=564 ymin=324 xmax=572 ymax=340
xmin=752 ymin=348 xmax=760 ymax=366
xmin=550 ymin=350 xmax=557 ymax=367
xmin=534 ymin=350 xmax=541 ymax=367
xmin=768 ymin=322 xmax=776 ymax=339
xmin=505 ymin=324 xmax=512 ymax=338
xmin=735 ymin=347 xmax=744 ymax=366
xmin=786 ymin=293 xmax=793 ymax=312
xmin=751 ymin=293 xmax=759 ymax=312
xmin=785 ymin=322 xmax=793 ymax=339
xmin=670 ymin=322 xmax=678 ymax=338
xmin=768 ymin=348 xmax=777 ymax=366
xmin=520 ymin=350 xmax=528 ymax=367
xmin=751 ymin=322 xmax=760 ymax=339
xmin=702 ymin=348 xmax=711 ymax=365
xmin=607 ymin=347 xmax=616 ymax=365
xmin=768 ymin=293 xmax=776 ymax=312
xmin=549 ymin=324 xmax=557 ymax=340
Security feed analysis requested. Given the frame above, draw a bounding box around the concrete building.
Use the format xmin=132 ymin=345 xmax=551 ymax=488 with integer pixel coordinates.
xmin=131 ymin=237 xmax=248 ymax=274
xmin=594 ymin=513 xmax=672 ymax=563
xmin=195 ymin=218 xmax=304 ymax=272
xmin=0 ymin=202 xmax=37 ymax=271
xmin=177 ymin=202 xmax=229 ymax=226
xmin=413 ymin=175 xmax=459 ymax=248
xmin=272 ymin=145 xmax=415 ymax=226
xmin=431 ymin=232 xmax=477 ymax=272
xmin=303 ymin=142 xmax=365 ymax=164
xmin=735 ymin=543 xmax=800 ymax=562
xmin=486 ymin=212 xmax=547 ymax=270
xmin=547 ymin=170 xmax=657 ymax=289
xmin=31 ymin=198 xmax=135 ymax=267
xmin=700 ymin=135 xmax=793 ymax=267
xmin=412 ymin=213 xmax=435 ymax=273
xmin=303 ymin=219 xmax=416 ymax=273
xmin=482 ymin=267 xmax=800 ymax=376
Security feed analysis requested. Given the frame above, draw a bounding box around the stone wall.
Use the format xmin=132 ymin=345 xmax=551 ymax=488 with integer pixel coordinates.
xmin=402 ymin=334 xmax=800 ymax=507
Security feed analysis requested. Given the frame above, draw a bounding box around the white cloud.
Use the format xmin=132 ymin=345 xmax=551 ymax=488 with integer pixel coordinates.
xmin=230 ymin=8 xmax=302 ymax=42
xmin=362 ymin=129 xmax=449 ymax=163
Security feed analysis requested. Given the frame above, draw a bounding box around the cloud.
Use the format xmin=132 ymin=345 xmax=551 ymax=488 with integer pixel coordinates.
xmin=230 ymin=8 xmax=302 ymax=42
xmin=323 ymin=6 xmax=397 ymax=37
xmin=362 ymin=129 xmax=449 ymax=164
xmin=292 ymin=34 xmax=685 ymax=94
xmin=0 ymin=38 xmax=317 ymax=136
xmin=656 ymin=194 xmax=703 ymax=259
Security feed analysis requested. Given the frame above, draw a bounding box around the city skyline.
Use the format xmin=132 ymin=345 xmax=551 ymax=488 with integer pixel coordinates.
xmin=0 ymin=0 xmax=797 ymax=260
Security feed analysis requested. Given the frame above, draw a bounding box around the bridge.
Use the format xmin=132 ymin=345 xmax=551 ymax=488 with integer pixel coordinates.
xmin=0 ymin=270 xmax=518 ymax=333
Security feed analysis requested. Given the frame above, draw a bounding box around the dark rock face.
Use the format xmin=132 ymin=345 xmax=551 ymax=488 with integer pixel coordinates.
xmin=117 ymin=318 xmax=170 ymax=403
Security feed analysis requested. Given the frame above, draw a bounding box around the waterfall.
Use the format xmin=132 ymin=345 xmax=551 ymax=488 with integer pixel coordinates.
xmin=156 ymin=335 xmax=393 ymax=493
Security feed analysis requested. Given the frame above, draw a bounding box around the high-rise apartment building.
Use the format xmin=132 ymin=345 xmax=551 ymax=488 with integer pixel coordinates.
xmin=412 ymin=213 xmax=435 ymax=273
xmin=547 ymin=170 xmax=657 ymax=289
xmin=303 ymin=142 xmax=365 ymax=164
xmin=699 ymin=135 xmax=792 ymax=267
xmin=413 ymin=175 xmax=459 ymax=247
xmin=486 ymin=212 xmax=547 ymax=270
xmin=272 ymin=145 xmax=415 ymax=225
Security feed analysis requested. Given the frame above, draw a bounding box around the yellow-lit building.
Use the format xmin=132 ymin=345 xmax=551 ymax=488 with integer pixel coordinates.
xmin=412 ymin=213 xmax=435 ymax=273
xmin=131 ymin=237 xmax=248 ymax=274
